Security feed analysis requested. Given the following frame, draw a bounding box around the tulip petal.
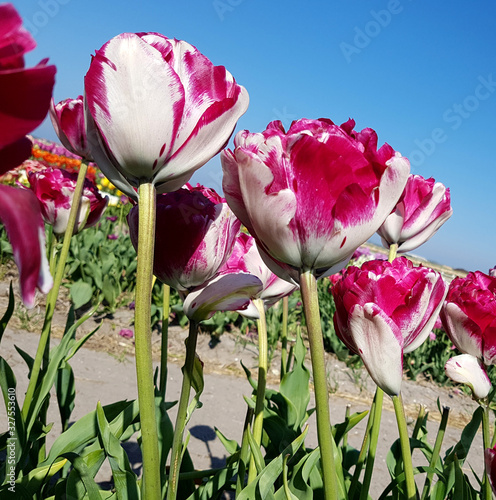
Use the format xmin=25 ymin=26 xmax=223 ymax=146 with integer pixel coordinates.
xmin=183 ymin=272 xmax=262 ymax=322
xmin=0 ymin=4 xmax=36 ymax=65
xmin=85 ymin=33 xmax=185 ymax=183
xmin=349 ymin=302 xmax=404 ymax=396
xmin=0 ymin=185 xmax=52 ymax=307
xmin=445 ymin=354 xmax=491 ymax=400
xmin=442 ymin=302 xmax=484 ymax=359
xmin=0 ymin=136 xmax=32 ymax=175
xmin=0 ymin=63 xmax=56 ymax=149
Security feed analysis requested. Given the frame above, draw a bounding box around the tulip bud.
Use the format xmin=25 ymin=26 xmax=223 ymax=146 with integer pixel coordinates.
xmin=377 ymin=174 xmax=452 ymax=253
xmin=50 ymin=96 xmax=93 ymax=160
xmin=445 ymin=354 xmax=491 ymax=400
xmin=28 ymin=167 xmax=108 ymax=235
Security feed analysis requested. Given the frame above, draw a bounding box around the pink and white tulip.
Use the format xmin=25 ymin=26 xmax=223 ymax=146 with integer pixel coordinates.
xmin=445 ymin=354 xmax=491 ymax=400
xmin=85 ymin=33 xmax=249 ymax=200
xmin=222 ymin=118 xmax=410 ymax=283
xmin=0 ymin=3 xmax=56 ymax=174
xmin=28 ymin=167 xmax=108 ymax=235
xmin=50 ymin=96 xmax=93 ymax=160
xmin=0 ymin=185 xmax=52 ymax=308
xmin=332 ymin=257 xmax=446 ymax=396
xmin=221 ymin=232 xmax=297 ymax=318
xmin=440 ymin=271 xmax=496 ymax=366
xmin=127 ymin=185 xmax=241 ymax=292
xmin=377 ymin=174 xmax=452 ymax=253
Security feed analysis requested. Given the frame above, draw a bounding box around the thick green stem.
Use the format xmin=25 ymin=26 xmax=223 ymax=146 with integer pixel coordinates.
xmin=22 ymin=162 xmax=89 ymax=420
xmin=134 ymin=182 xmax=161 ymax=500
xmin=483 ymin=399 xmax=492 ymax=500
xmin=160 ymin=283 xmax=170 ymax=397
xmin=360 ymin=388 xmax=384 ymax=500
xmin=167 ymin=319 xmax=199 ymax=500
xmin=281 ymin=295 xmax=289 ymax=379
xmin=299 ymin=270 xmax=337 ymax=500
xmin=420 ymin=405 xmax=449 ymax=500
xmin=392 ymin=394 xmax=416 ymax=500
xmin=247 ymin=298 xmax=268 ymax=484
xmin=388 ymin=243 xmax=398 ymax=263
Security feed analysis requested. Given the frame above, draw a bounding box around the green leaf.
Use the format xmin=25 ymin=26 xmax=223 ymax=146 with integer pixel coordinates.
xmin=332 ymin=410 xmax=369 ymax=446
xmin=13 ymin=345 xmax=34 ymax=375
xmin=96 ymin=402 xmax=140 ymax=499
xmin=185 ymin=353 xmax=204 ymax=425
xmin=56 ymin=361 xmax=76 ymax=431
xmin=0 ymin=282 xmax=14 ymax=343
xmin=237 ymin=427 xmax=308 ymax=500
xmin=66 ymin=449 xmax=107 ymax=499
xmin=70 ymin=281 xmax=94 ymax=309
xmin=444 ymin=406 xmax=483 ymax=465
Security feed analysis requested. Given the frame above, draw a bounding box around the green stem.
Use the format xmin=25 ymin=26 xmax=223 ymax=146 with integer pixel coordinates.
xmin=483 ymin=398 xmax=492 ymax=500
xmin=247 ymin=298 xmax=268 ymax=484
xmin=299 ymin=270 xmax=337 ymax=500
xmin=160 ymin=283 xmax=170 ymax=397
xmin=348 ymin=395 xmax=374 ymax=500
xmin=166 ymin=319 xmax=199 ymax=500
xmin=236 ymin=409 xmax=254 ymax=496
xmin=343 ymin=405 xmax=351 ymax=449
xmin=420 ymin=405 xmax=449 ymax=500
xmin=388 ymin=243 xmax=398 ymax=263
xmin=411 ymin=405 xmax=426 ymax=442
xmin=22 ymin=162 xmax=89 ymax=420
xmin=134 ymin=182 xmax=161 ymax=500
xmin=392 ymin=394 xmax=416 ymax=500
xmin=360 ymin=388 xmax=384 ymax=500
xmin=281 ymin=295 xmax=289 ymax=379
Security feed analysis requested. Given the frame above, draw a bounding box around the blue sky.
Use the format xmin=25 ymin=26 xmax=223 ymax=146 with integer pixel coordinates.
xmin=15 ymin=0 xmax=496 ymax=273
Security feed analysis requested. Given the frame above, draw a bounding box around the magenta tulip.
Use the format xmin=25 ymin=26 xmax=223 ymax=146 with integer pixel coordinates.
xmin=85 ymin=32 xmax=249 ymax=200
xmin=0 ymin=185 xmax=52 ymax=308
xmin=128 ymin=185 xmax=241 ymax=292
xmin=332 ymin=257 xmax=446 ymax=395
xmin=50 ymin=96 xmax=93 ymax=160
xmin=221 ymin=232 xmax=297 ymax=318
xmin=377 ymin=174 xmax=452 ymax=253
xmin=28 ymin=167 xmax=108 ymax=235
xmin=440 ymin=271 xmax=496 ymax=366
xmin=221 ymin=118 xmax=410 ymax=283
xmin=444 ymin=354 xmax=491 ymax=400
xmin=0 ymin=3 xmax=56 ymax=174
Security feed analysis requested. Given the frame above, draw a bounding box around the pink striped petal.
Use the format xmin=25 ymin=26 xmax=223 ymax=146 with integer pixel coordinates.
xmin=349 ymin=303 xmax=404 ymax=396
xmin=0 ymin=185 xmax=52 ymax=308
xmin=183 ymin=273 xmax=262 ymax=322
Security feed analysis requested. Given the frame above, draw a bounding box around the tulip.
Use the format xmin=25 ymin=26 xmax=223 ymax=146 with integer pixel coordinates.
xmin=0 ymin=3 xmax=56 ymax=174
xmin=28 ymin=167 xmax=108 ymax=235
xmin=0 ymin=4 xmax=55 ymax=307
xmin=221 ymin=118 xmax=410 ymax=283
xmin=49 ymin=95 xmax=93 ymax=160
xmin=0 ymin=185 xmax=53 ymax=307
xmin=85 ymin=32 xmax=249 ymax=200
xmin=377 ymin=174 xmax=452 ymax=253
xmin=444 ymin=354 xmax=491 ymax=400
xmin=440 ymin=271 xmax=496 ymax=366
xmin=128 ymin=185 xmax=241 ymax=292
xmin=332 ymin=257 xmax=446 ymax=396
xmin=221 ymin=232 xmax=297 ymax=318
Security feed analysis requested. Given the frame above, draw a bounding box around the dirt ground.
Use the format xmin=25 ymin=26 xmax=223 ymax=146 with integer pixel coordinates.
xmin=0 ymin=276 xmax=486 ymax=498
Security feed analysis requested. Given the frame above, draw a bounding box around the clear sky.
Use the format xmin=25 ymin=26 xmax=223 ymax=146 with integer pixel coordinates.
xmin=15 ymin=0 xmax=496 ymax=273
